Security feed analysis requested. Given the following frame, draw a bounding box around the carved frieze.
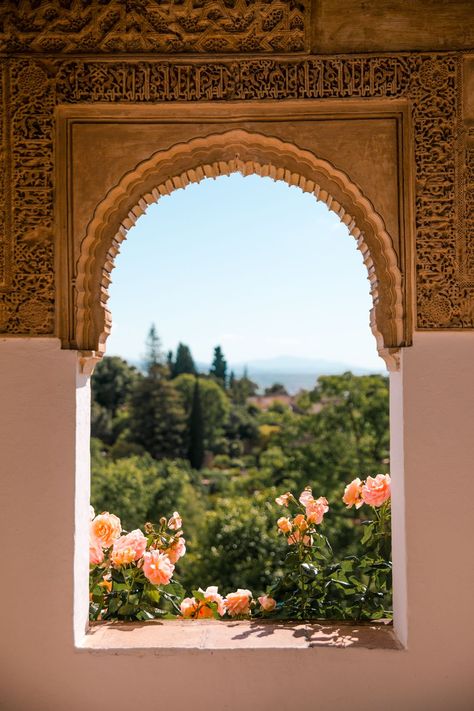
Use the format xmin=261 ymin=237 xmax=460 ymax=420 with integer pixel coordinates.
xmin=0 ymin=1 xmax=309 ymax=55
xmin=0 ymin=51 xmax=471 ymax=336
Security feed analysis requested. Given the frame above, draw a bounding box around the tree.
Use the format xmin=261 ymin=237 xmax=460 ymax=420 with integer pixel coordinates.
xmin=128 ymin=327 xmax=187 ymax=459
xmin=187 ymin=377 xmax=205 ymax=469
xmin=264 ymin=382 xmax=288 ymax=396
xmin=210 ymin=345 xmax=227 ymax=386
xmin=230 ymin=371 xmax=259 ymax=404
xmin=173 ymin=373 xmax=230 ymax=450
xmin=91 ymin=356 xmax=137 ymax=418
xmin=171 ymin=343 xmax=196 ymax=378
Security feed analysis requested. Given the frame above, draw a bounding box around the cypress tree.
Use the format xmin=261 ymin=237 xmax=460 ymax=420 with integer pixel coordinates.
xmin=210 ymin=345 xmax=227 ymax=387
xmin=171 ymin=343 xmax=196 ymax=378
xmin=187 ymin=377 xmax=205 ymax=470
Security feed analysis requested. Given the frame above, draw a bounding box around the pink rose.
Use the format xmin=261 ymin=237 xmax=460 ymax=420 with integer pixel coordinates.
xmin=165 ymin=536 xmax=186 ymax=564
xmin=225 ymin=589 xmax=253 ymax=617
xmin=143 ymin=550 xmax=174 ymax=586
xmin=343 ymin=478 xmax=364 ymax=509
xmin=361 ymin=474 xmax=391 ymax=507
xmin=258 ymin=595 xmax=277 ymax=612
xmin=90 ymin=512 xmax=121 ymax=548
xmin=111 ymin=529 xmax=147 ymax=567
xmin=288 ymin=529 xmax=313 ymax=546
xmin=89 ymin=534 xmax=104 ymax=565
xmin=168 ymin=511 xmax=182 ymax=530
xmin=299 ymin=488 xmax=314 ymax=506
xmin=275 ymin=492 xmax=291 ymax=507
xmin=277 ymin=516 xmax=292 ymax=533
xmin=305 ymin=496 xmax=329 ymax=524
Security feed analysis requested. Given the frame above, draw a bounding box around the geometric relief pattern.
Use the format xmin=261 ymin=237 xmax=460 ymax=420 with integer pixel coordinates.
xmin=0 ymin=51 xmax=471 ymax=334
xmin=0 ymin=1 xmax=309 ymax=55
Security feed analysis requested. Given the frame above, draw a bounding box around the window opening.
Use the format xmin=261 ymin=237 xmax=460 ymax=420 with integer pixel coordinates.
xmin=89 ymin=174 xmax=392 ymax=624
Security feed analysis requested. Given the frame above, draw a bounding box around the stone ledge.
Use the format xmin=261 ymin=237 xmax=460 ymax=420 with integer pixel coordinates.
xmin=80 ymin=619 xmax=402 ymax=653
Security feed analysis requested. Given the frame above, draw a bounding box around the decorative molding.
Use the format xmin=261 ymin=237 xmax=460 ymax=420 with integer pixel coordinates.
xmin=76 ymin=130 xmax=403 ymax=370
xmin=0 ymin=52 xmax=471 ymax=340
xmin=0 ymin=1 xmax=309 ymax=55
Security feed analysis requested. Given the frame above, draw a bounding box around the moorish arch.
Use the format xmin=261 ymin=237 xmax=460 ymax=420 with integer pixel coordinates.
xmin=75 ymin=129 xmax=405 ymax=370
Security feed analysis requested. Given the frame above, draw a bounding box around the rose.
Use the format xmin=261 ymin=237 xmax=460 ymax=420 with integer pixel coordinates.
xmin=258 ymin=595 xmax=276 ymax=612
xmin=89 ymin=534 xmax=104 ymax=565
xmin=293 ymin=514 xmax=308 ymax=531
xmin=299 ymin=488 xmax=314 ymax=506
xmin=225 ymin=589 xmax=252 ymax=617
xmin=361 ymin=474 xmax=391 ymax=507
xmin=111 ymin=529 xmax=147 ymax=566
xmin=165 ymin=536 xmax=186 ymax=564
xmin=202 ymin=586 xmax=226 ymax=616
xmin=288 ymin=529 xmax=312 ymax=546
xmin=167 ymin=511 xmax=182 ymax=530
xmin=342 ymin=478 xmax=364 ymax=509
xmin=90 ymin=512 xmax=121 ymax=548
xmin=143 ymin=550 xmax=174 ymax=586
xmin=305 ymin=496 xmax=329 ymax=524
xmin=275 ymin=492 xmax=291 ymax=507
xmin=180 ymin=597 xmax=199 ymax=618
xmin=277 ymin=516 xmax=292 ymax=533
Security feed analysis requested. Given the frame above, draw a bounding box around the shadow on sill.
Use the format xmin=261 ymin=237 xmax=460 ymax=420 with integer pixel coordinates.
xmin=82 ymin=619 xmax=402 ymax=651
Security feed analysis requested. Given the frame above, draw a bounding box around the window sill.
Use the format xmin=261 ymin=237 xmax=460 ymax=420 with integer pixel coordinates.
xmin=80 ymin=619 xmax=402 ymax=653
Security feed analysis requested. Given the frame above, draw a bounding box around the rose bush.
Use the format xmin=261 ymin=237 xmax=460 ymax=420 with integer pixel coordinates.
xmin=90 ymin=473 xmax=392 ymax=622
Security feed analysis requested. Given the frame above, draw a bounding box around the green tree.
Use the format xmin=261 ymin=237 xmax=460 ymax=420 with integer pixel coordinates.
xmin=229 ymin=370 xmax=259 ymax=404
xmin=128 ymin=327 xmax=187 ymax=459
xmin=91 ymin=356 xmax=137 ymax=418
xmin=174 ymin=373 xmax=230 ymax=451
xmin=171 ymin=343 xmax=196 ymax=378
xmin=210 ymin=345 xmax=227 ymax=386
xmin=264 ymin=382 xmax=288 ymax=396
xmin=188 ymin=377 xmax=205 ymax=470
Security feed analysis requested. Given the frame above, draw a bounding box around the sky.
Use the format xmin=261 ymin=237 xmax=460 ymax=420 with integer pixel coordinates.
xmin=106 ymin=174 xmax=386 ymax=371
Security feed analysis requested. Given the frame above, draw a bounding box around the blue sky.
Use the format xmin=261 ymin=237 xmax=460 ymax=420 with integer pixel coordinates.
xmin=106 ymin=174 xmax=385 ymax=371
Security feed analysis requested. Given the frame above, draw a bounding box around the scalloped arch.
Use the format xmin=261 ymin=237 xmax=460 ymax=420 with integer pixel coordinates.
xmin=76 ymin=130 xmax=405 ymax=370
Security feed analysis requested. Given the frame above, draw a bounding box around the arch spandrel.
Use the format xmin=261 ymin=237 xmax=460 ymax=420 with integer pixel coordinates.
xmin=75 ymin=130 xmax=405 ymax=371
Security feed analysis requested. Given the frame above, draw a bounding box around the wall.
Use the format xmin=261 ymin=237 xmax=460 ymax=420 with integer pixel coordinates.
xmin=1 ymin=334 xmax=473 ymax=711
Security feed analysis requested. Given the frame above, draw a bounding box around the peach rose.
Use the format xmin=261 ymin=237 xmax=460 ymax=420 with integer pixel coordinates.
xmin=165 ymin=536 xmax=186 ymax=564
xmin=180 ymin=597 xmax=199 ymax=618
xmin=90 ymin=512 xmax=121 ymax=548
xmin=168 ymin=511 xmax=182 ymax=530
xmin=361 ymin=474 xmax=391 ymax=507
xmin=111 ymin=529 xmax=147 ymax=567
xmin=305 ymin=496 xmax=329 ymax=524
xmin=277 ymin=516 xmax=292 ymax=533
xmin=288 ymin=529 xmax=313 ymax=546
xmin=293 ymin=514 xmax=308 ymax=531
xmin=143 ymin=550 xmax=174 ymax=586
xmin=258 ymin=595 xmax=277 ymax=612
xmin=275 ymin=492 xmax=291 ymax=507
xmin=202 ymin=586 xmax=226 ymax=616
xmin=343 ymin=478 xmax=364 ymax=509
xmin=89 ymin=534 xmax=104 ymax=565
xmin=225 ymin=589 xmax=253 ymax=617
xmin=299 ymin=488 xmax=314 ymax=506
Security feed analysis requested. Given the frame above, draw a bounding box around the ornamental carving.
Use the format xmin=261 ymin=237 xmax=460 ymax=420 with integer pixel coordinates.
xmin=0 ymin=51 xmax=472 ymax=340
xmin=0 ymin=1 xmax=309 ymax=55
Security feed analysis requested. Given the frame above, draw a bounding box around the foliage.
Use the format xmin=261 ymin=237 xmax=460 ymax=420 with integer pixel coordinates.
xmin=187 ymin=377 xmax=205 ymax=469
xmin=210 ymin=345 xmax=227 ymax=386
xmin=170 ymin=343 xmax=196 ymax=378
xmin=173 ymin=373 xmax=230 ymax=451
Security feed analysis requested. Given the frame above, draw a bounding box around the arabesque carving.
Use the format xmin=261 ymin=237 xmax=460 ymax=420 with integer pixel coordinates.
xmin=0 ymin=50 xmax=471 ymax=339
xmin=0 ymin=1 xmax=309 ymax=55
xmin=75 ymin=130 xmax=404 ymax=370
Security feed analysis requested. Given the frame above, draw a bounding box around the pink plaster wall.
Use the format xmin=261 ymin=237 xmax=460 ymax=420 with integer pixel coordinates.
xmin=0 ymin=335 xmax=473 ymax=711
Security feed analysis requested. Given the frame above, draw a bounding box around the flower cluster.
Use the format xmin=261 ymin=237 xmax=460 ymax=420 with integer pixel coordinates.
xmin=89 ymin=508 xmax=187 ymax=620
xmin=275 ymin=487 xmax=329 ymax=547
xmin=342 ymin=474 xmax=391 ymax=509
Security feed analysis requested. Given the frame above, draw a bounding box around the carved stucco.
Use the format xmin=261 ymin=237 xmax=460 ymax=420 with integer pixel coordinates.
xmin=0 ymin=48 xmax=472 ymax=346
xmin=0 ymin=1 xmax=309 ymax=55
xmin=76 ymin=130 xmax=404 ymax=369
